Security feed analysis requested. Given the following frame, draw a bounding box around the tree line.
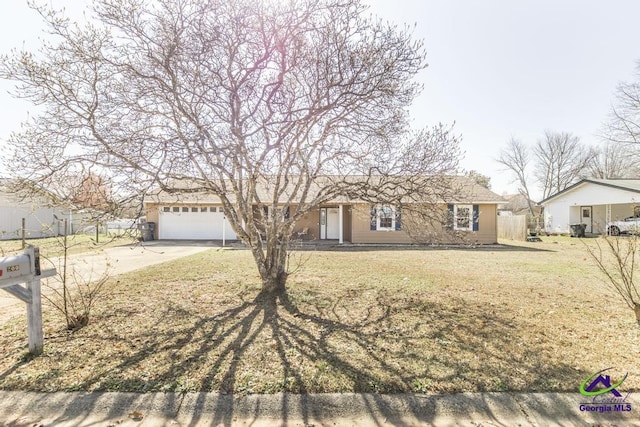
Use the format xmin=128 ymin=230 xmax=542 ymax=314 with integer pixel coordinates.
xmin=497 ymin=68 xmax=640 ymax=215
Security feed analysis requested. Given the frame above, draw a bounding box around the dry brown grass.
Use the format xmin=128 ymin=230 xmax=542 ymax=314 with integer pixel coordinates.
xmin=0 ymin=236 xmax=638 ymax=394
xmin=0 ymin=234 xmax=137 ymax=258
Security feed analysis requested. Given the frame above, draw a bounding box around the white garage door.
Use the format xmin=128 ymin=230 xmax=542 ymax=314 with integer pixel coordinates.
xmin=158 ymin=206 xmax=237 ymax=240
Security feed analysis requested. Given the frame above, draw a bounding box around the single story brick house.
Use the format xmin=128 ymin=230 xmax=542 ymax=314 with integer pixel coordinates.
xmin=144 ymin=176 xmax=504 ymax=244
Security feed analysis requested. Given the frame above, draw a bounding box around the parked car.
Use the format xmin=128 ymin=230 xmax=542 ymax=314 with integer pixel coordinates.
xmin=607 ymin=217 xmax=640 ymax=236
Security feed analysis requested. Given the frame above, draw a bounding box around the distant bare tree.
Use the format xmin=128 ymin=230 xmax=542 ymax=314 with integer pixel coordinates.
xmin=588 ymin=141 xmax=640 ymax=179
xmin=607 ymin=61 xmax=640 ymax=145
xmin=71 ymin=173 xmax=114 ymax=212
xmin=465 ymin=170 xmax=491 ymax=189
xmin=1 ymin=0 xmax=461 ymax=295
xmin=602 ymin=60 xmax=640 ymax=173
xmin=534 ymin=131 xmax=596 ymax=200
xmin=496 ymin=138 xmax=536 ymax=216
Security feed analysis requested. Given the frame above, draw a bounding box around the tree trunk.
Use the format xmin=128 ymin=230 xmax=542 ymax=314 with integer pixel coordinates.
xmin=634 ymin=303 xmax=640 ymax=326
xmin=261 ymin=266 xmax=288 ymax=294
xmin=255 ymin=232 xmax=290 ymax=295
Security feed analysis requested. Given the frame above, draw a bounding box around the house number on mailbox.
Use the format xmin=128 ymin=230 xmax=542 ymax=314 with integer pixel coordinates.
xmin=6 ymin=265 xmax=19 ymax=272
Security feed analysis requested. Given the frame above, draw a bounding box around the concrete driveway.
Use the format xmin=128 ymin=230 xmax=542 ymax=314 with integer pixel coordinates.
xmin=0 ymin=241 xmax=223 ymax=323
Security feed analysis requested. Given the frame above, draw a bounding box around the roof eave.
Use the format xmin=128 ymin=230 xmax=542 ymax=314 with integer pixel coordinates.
xmin=539 ymin=179 xmax=640 ymax=205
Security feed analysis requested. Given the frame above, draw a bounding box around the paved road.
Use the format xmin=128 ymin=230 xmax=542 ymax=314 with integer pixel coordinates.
xmin=0 ymin=391 xmax=638 ymax=426
xmin=0 ymin=241 xmax=220 ymax=323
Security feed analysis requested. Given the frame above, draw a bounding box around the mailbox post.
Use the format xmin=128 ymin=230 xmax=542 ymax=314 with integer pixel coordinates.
xmin=0 ymin=246 xmax=56 ymax=355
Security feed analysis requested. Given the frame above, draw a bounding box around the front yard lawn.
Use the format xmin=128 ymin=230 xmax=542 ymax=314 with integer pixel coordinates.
xmin=0 ymin=237 xmax=638 ymax=394
xmin=0 ymin=234 xmax=137 ymax=258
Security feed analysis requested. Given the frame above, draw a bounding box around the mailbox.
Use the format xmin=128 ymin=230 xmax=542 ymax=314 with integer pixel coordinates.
xmin=0 ymin=247 xmax=40 ymax=285
xmin=0 ymin=246 xmax=52 ymax=355
xmin=0 ymin=255 xmax=33 ymax=280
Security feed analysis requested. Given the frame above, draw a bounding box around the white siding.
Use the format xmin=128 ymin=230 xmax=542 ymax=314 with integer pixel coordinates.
xmin=0 ymin=192 xmax=68 ymax=240
xmin=543 ymin=182 xmax=640 ymax=234
xmin=544 ymin=201 xmax=572 ymax=234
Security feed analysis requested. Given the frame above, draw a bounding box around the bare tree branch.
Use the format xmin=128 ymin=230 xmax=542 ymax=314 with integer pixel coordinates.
xmin=587 ymin=141 xmax=640 ymax=179
xmin=1 ymin=0 xmax=461 ymax=294
xmin=496 ymin=138 xmax=536 ymax=216
xmin=533 ymin=131 xmax=596 ymax=200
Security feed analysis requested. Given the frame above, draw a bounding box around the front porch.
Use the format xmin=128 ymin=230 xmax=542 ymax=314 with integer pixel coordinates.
xmin=568 ymin=203 xmax=637 ymax=235
xmin=292 ymin=204 xmax=352 ymax=244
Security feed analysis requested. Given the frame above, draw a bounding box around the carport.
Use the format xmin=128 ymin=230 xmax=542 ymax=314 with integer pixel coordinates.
xmin=540 ymin=179 xmax=640 ymax=235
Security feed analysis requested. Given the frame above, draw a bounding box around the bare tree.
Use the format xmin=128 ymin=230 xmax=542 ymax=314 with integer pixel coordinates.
xmin=464 ymin=170 xmax=491 ymax=189
xmin=584 ymin=235 xmax=640 ymax=326
xmin=43 ymin=240 xmax=112 ymax=331
xmin=588 ymin=141 xmax=640 ymax=179
xmin=1 ymin=0 xmax=460 ymax=295
xmin=496 ymin=138 xmax=536 ymax=216
xmin=607 ymin=61 xmax=640 ymax=145
xmin=533 ymin=131 xmax=595 ymax=200
xmin=601 ymin=61 xmax=640 ymax=171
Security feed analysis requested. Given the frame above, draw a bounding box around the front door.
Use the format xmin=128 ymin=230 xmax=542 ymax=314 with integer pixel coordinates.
xmin=581 ymin=206 xmax=592 ymax=233
xmin=320 ymin=207 xmax=340 ymax=239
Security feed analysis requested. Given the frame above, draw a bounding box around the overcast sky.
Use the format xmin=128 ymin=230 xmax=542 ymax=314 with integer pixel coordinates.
xmin=1 ymin=0 xmax=640 ymax=200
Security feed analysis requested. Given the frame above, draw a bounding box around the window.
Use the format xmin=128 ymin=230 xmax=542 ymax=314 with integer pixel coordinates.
xmin=191 ymin=207 xmax=198 ymax=212
xmin=163 ymin=207 xmax=170 ymax=212
xmin=182 ymin=207 xmax=189 ymax=212
xmin=455 ymin=205 xmax=471 ymax=230
xmin=210 ymin=207 xmax=217 ymax=212
xmin=370 ymin=205 xmax=401 ymax=231
xmin=450 ymin=204 xmax=477 ymax=231
xmin=378 ymin=206 xmax=394 ymax=229
xmin=200 ymin=207 xmax=208 ymax=212
xmin=172 ymin=207 xmax=180 ymax=212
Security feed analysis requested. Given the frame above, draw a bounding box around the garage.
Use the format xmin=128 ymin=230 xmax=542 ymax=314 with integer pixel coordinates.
xmin=158 ymin=206 xmax=237 ymax=240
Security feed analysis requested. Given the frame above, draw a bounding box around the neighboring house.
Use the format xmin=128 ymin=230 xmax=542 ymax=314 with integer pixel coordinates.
xmin=498 ymin=193 xmax=542 ymax=217
xmin=0 ymin=179 xmax=71 ymax=240
xmin=144 ymin=176 xmax=504 ymax=244
xmin=540 ymin=178 xmax=640 ymax=235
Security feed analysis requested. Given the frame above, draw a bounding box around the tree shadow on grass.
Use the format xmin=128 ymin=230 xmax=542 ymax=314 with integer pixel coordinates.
xmin=294 ymin=243 xmax=555 ymax=253
xmin=1 ymin=286 xmax=590 ymax=426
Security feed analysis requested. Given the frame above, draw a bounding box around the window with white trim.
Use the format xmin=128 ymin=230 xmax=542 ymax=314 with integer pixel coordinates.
xmin=370 ymin=205 xmax=401 ymax=231
xmin=454 ymin=204 xmax=472 ymax=231
xmin=378 ymin=206 xmax=394 ymax=230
